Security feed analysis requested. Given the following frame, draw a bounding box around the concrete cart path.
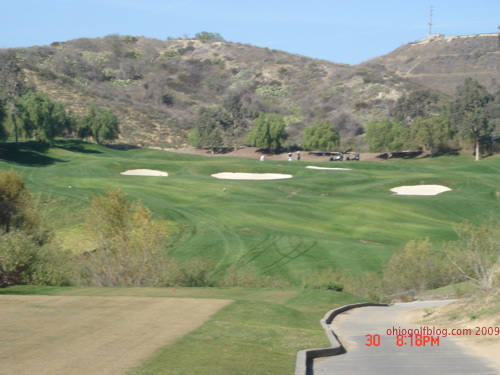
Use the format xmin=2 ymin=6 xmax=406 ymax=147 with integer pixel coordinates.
xmin=314 ymin=300 xmax=499 ymax=375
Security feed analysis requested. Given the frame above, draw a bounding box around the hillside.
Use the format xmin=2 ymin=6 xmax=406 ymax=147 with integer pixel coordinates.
xmin=4 ymin=34 xmax=499 ymax=148
xmin=363 ymin=34 xmax=500 ymax=96
xmin=7 ymin=35 xmax=425 ymax=147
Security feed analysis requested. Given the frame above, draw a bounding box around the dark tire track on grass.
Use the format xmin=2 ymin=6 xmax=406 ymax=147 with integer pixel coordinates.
xmin=168 ymin=206 xmax=247 ymax=269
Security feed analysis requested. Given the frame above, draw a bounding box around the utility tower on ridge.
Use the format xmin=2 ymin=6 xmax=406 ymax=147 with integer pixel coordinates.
xmin=428 ymin=6 xmax=434 ymax=35
xmin=425 ymin=5 xmax=444 ymax=41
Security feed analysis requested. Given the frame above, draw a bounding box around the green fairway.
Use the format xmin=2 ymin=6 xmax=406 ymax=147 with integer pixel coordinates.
xmin=2 ymin=142 xmax=499 ymax=374
xmin=1 ymin=140 xmax=499 ymax=284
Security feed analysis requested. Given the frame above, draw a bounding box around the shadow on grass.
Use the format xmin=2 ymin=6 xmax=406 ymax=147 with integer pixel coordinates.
xmin=106 ymin=144 xmax=141 ymax=150
xmin=0 ymin=285 xmax=68 ymax=295
xmin=53 ymin=139 xmax=102 ymax=154
xmin=422 ymin=150 xmax=461 ymax=158
xmin=0 ymin=142 xmax=66 ymax=166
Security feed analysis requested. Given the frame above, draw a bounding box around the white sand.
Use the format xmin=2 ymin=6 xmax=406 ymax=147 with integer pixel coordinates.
xmin=120 ymin=169 xmax=168 ymax=176
xmin=211 ymin=172 xmax=293 ymax=180
xmin=306 ymin=166 xmax=352 ymax=171
xmin=391 ymin=185 xmax=451 ymax=196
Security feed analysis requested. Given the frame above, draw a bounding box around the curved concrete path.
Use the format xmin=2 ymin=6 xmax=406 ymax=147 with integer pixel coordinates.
xmin=314 ymin=300 xmax=499 ymax=374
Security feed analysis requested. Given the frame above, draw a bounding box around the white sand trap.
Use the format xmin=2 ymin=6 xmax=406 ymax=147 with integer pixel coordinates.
xmin=121 ymin=169 xmax=168 ymax=176
xmin=391 ymin=185 xmax=451 ymax=196
xmin=211 ymin=172 xmax=292 ymax=180
xmin=306 ymin=166 xmax=352 ymax=171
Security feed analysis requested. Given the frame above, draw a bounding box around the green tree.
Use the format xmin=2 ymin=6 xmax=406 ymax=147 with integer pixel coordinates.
xmin=78 ymin=104 xmax=120 ymax=144
xmin=194 ymin=31 xmax=225 ymax=41
xmin=0 ymin=102 xmax=6 ymax=141
xmin=93 ymin=108 xmax=119 ymax=144
xmin=19 ymin=91 xmax=72 ymax=142
xmin=450 ymin=78 xmax=494 ymax=161
xmin=410 ymin=109 xmax=452 ymax=155
xmin=246 ymin=112 xmax=287 ymax=152
xmin=0 ymin=50 xmax=31 ymax=142
xmin=301 ymin=121 xmax=340 ymax=151
xmin=189 ymin=106 xmax=229 ymax=151
xmin=391 ymin=89 xmax=439 ymax=122
xmin=222 ymin=90 xmax=249 ymax=149
xmin=365 ymin=118 xmax=407 ymax=155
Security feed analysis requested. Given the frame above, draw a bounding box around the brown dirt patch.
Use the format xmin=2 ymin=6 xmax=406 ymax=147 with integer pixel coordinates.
xmin=405 ymin=301 xmax=500 ymax=371
xmin=0 ymin=295 xmax=232 ymax=375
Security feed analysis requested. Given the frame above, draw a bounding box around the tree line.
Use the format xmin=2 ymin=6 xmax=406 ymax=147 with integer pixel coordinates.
xmin=188 ymin=106 xmax=341 ymax=153
xmin=0 ymin=51 xmax=119 ymax=144
xmin=366 ymin=78 xmax=500 ymax=160
xmin=188 ymin=77 xmax=499 ymax=158
xmin=0 ymin=92 xmax=120 ymax=144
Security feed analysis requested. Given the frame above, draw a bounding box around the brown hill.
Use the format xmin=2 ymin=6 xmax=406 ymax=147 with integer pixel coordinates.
xmin=6 ymin=33 xmax=497 ymax=148
xmin=7 ymin=35 xmax=424 ymax=148
xmin=363 ymin=34 xmax=500 ymax=96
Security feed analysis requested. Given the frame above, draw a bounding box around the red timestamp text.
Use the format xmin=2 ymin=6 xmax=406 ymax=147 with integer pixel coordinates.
xmin=395 ymin=334 xmax=440 ymax=347
xmin=475 ymin=326 xmax=500 ymax=336
xmin=364 ymin=334 xmax=441 ymax=347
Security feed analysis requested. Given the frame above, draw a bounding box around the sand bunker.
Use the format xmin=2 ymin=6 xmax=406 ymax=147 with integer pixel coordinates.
xmin=120 ymin=169 xmax=168 ymax=176
xmin=211 ymin=172 xmax=292 ymax=180
xmin=306 ymin=166 xmax=352 ymax=171
xmin=391 ymin=185 xmax=451 ymax=196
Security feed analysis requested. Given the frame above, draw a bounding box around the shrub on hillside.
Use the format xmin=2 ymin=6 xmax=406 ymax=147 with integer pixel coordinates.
xmin=216 ymin=263 xmax=292 ymax=289
xmin=0 ymin=169 xmax=74 ymax=287
xmin=78 ymin=187 xmax=172 ymax=287
xmin=175 ymin=257 xmax=215 ymax=287
xmin=301 ymin=267 xmax=344 ymax=291
xmin=445 ymin=218 xmax=500 ymax=292
xmin=383 ymin=238 xmax=453 ymax=294
xmin=0 ymin=232 xmax=74 ymax=287
xmin=344 ymin=271 xmax=387 ymax=302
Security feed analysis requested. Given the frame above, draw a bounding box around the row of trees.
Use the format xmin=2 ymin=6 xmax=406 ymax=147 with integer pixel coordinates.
xmin=189 ymin=108 xmax=341 ymax=153
xmin=0 ymin=92 xmax=120 ymax=144
xmin=366 ymin=78 xmax=499 ymax=160
xmin=190 ymin=78 xmax=498 ymax=157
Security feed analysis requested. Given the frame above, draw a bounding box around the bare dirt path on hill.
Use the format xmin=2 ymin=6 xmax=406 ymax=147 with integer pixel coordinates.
xmin=0 ymin=295 xmax=231 ymax=375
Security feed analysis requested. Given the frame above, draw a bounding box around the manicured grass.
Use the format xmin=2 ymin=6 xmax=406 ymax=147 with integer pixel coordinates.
xmin=1 ymin=140 xmax=500 ymax=284
xmin=2 ymin=142 xmax=499 ymax=375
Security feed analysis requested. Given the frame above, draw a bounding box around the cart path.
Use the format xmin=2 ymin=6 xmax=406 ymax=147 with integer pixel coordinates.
xmin=314 ymin=300 xmax=499 ymax=374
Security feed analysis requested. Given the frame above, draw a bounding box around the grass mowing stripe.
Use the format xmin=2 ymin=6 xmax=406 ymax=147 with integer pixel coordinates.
xmin=1 ymin=140 xmax=500 ymax=283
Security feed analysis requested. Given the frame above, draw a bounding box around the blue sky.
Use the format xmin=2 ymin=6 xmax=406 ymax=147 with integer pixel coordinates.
xmin=1 ymin=0 xmax=498 ymax=65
